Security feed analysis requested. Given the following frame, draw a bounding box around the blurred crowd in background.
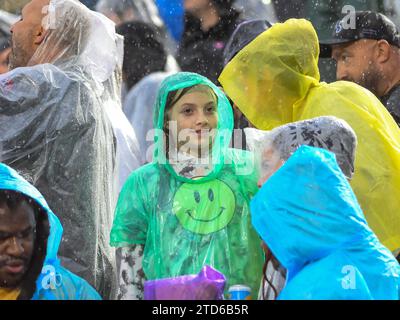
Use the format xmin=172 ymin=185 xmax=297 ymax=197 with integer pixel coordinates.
xmin=2 ymin=0 xmax=398 ymax=154
xmin=2 ymin=0 xmax=400 ymax=82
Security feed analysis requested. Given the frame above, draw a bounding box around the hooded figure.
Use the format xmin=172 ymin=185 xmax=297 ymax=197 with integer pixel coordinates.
xmin=219 ymin=18 xmax=400 ymax=255
xmin=246 ymin=116 xmax=358 ymax=181
xmin=245 ymin=116 xmax=358 ymax=299
xmin=223 ymin=19 xmax=272 ymax=67
xmin=117 ymin=21 xmax=168 ymax=92
xmin=251 ymin=145 xmax=400 ymax=300
xmin=110 ymin=72 xmax=263 ymax=299
xmin=0 ymin=0 xmax=127 ymax=298
xmin=0 ymin=163 xmax=101 ymax=300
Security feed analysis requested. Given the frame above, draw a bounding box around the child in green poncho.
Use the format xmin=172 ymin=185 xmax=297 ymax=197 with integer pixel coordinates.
xmin=110 ymin=72 xmax=263 ymax=299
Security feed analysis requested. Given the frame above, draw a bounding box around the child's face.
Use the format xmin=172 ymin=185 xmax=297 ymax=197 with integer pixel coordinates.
xmin=167 ymin=89 xmax=218 ymax=154
xmin=257 ymin=147 xmax=285 ymax=188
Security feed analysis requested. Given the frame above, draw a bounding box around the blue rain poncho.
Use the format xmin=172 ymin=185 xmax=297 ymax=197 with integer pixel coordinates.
xmin=251 ymin=146 xmax=400 ymax=300
xmin=0 ymin=163 xmax=101 ymax=300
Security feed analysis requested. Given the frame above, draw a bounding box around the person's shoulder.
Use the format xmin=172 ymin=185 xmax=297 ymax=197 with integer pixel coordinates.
xmin=322 ymin=80 xmax=387 ymax=108
xmin=308 ymin=80 xmax=394 ymax=122
xmin=124 ymin=162 xmax=160 ymax=185
xmin=279 ymin=252 xmax=372 ymax=300
xmin=225 ymin=148 xmax=254 ymax=170
xmin=54 ymin=266 xmax=102 ymax=300
xmin=320 ymin=80 xmax=378 ymax=100
xmin=34 ymin=264 xmax=101 ymax=300
xmin=125 ymin=72 xmax=168 ymax=100
xmin=141 ymin=72 xmax=171 ymax=85
xmin=1 ymin=63 xmax=69 ymax=87
xmin=224 ymin=148 xmax=258 ymax=190
xmin=383 ymin=84 xmax=400 ymax=105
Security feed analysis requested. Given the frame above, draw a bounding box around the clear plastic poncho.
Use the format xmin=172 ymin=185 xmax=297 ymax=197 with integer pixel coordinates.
xmin=251 ymin=145 xmax=400 ymax=299
xmin=0 ymin=0 xmax=122 ymax=298
xmin=102 ymin=33 xmax=142 ymax=192
xmin=111 ymin=72 xmax=264 ymax=298
xmin=219 ymin=18 xmax=400 ymax=254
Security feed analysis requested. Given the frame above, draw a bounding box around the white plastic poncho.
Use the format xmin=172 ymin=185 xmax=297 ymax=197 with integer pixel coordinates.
xmin=123 ymin=71 xmax=175 ymax=164
xmin=103 ymin=34 xmax=142 ymax=191
xmin=0 ymin=0 xmax=134 ymax=298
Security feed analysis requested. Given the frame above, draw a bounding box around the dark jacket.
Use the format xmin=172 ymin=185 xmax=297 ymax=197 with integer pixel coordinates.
xmin=177 ymin=9 xmax=242 ymax=83
xmin=381 ymin=84 xmax=400 ymax=126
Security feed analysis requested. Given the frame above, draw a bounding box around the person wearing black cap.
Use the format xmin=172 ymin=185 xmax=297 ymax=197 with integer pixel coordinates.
xmin=177 ymin=0 xmax=242 ymax=83
xmin=222 ymin=19 xmax=271 ymax=149
xmin=320 ymin=11 xmax=400 ymax=125
xmin=223 ymin=18 xmax=271 ymax=66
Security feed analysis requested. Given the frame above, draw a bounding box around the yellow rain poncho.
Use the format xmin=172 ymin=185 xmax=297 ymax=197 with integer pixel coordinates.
xmin=219 ymin=18 xmax=400 ymax=253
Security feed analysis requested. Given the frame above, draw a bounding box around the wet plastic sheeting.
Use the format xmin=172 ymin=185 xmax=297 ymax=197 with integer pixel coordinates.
xmin=0 ymin=0 xmax=121 ymax=298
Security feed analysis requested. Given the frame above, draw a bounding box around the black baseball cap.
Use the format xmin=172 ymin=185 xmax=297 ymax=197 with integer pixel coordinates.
xmin=319 ymin=11 xmax=400 ymax=58
xmin=223 ymin=19 xmax=272 ymax=66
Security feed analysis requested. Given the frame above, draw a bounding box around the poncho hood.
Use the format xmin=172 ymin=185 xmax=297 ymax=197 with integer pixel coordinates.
xmin=219 ymin=19 xmax=320 ymax=129
xmin=152 ymin=72 xmax=234 ymax=183
xmin=251 ymin=146 xmax=374 ymax=276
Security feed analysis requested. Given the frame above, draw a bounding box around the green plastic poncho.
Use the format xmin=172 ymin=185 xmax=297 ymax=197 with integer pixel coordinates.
xmin=110 ymin=72 xmax=264 ymax=298
xmin=219 ymin=18 xmax=400 ymax=253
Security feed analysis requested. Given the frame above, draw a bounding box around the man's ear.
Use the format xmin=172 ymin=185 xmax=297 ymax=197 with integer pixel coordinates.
xmin=33 ymin=26 xmax=47 ymax=46
xmin=376 ymin=40 xmax=391 ymax=63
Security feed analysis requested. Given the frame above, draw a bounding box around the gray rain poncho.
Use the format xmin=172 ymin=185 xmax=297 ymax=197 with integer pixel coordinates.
xmin=0 ymin=0 xmax=124 ymax=299
xmin=245 ymin=116 xmax=358 ymax=181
